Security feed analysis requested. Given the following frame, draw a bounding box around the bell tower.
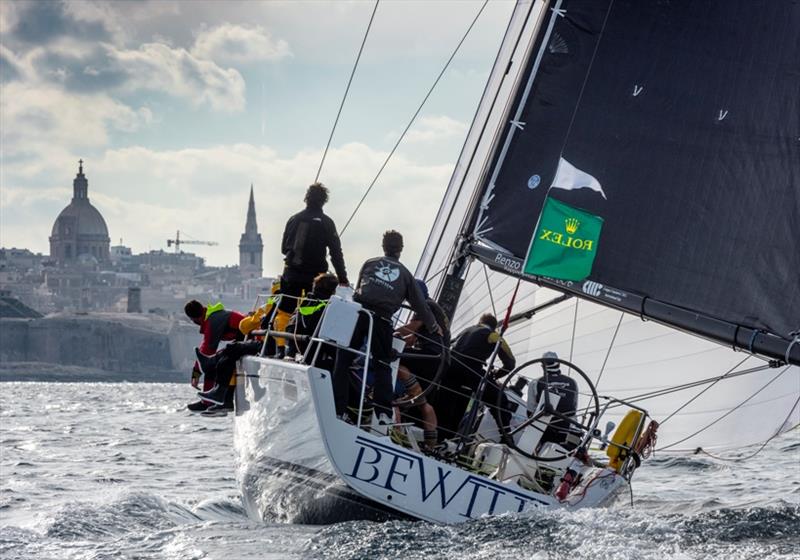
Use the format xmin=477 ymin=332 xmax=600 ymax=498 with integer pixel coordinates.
xmin=239 ymin=184 xmax=263 ymax=279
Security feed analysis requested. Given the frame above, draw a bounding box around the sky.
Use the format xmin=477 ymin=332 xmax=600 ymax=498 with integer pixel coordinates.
xmin=0 ymin=0 xmax=516 ymax=273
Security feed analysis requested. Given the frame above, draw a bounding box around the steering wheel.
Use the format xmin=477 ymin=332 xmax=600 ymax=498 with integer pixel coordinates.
xmin=496 ymin=357 xmax=599 ymax=462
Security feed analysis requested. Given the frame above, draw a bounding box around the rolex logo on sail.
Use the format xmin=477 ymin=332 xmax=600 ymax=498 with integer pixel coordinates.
xmin=565 ymin=217 xmax=579 ymax=234
xmin=524 ymin=197 xmax=603 ymax=281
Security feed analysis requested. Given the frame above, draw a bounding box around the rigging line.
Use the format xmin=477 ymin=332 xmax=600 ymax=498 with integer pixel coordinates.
xmin=314 ymin=0 xmax=379 ymax=183
xmin=659 ymin=355 xmax=751 ymax=425
xmin=340 ymin=0 xmax=490 ymax=235
xmin=593 ymin=312 xmax=623 ymax=389
xmin=482 ymin=263 xmax=498 ymax=318
xmin=569 ymin=299 xmax=579 ymax=362
xmin=694 ymin=391 xmax=800 ymax=462
xmin=602 ymin=364 xmax=773 ymax=409
xmin=423 ymin=241 xmax=472 ymax=286
xmin=657 ymin=366 xmax=792 ymax=452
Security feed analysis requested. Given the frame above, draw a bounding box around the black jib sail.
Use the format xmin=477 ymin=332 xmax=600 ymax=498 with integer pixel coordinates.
xmin=435 ymin=0 xmax=799 ymax=364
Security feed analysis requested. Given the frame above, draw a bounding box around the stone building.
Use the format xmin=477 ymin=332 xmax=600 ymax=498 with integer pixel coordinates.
xmin=238 ymin=184 xmax=263 ymax=279
xmin=49 ymin=160 xmax=110 ymax=265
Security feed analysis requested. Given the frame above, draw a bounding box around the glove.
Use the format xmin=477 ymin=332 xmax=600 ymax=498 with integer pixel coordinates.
xmin=191 ymin=366 xmax=201 ymax=388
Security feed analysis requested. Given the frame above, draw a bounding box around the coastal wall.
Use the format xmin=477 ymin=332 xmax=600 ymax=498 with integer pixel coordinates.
xmin=0 ymin=313 xmax=198 ymax=381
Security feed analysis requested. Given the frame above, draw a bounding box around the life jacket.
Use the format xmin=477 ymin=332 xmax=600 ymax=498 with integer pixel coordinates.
xmin=204 ymin=303 xmax=238 ymax=346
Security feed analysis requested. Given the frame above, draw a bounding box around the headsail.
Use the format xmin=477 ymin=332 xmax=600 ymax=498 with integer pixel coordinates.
xmin=418 ymin=0 xmax=799 ymax=450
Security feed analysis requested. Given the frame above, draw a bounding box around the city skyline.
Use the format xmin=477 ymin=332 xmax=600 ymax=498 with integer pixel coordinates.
xmin=1 ymin=0 xmax=515 ymax=272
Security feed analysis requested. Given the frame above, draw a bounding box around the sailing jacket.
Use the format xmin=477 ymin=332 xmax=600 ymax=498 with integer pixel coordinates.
xmin=450 ymin=324 xmax=516 ymax=383
xmin=198 ymin=303 xmax=245 ymax=356
xmin=281 ymin=206 xmax=348 ymax=284
xmin=528 ymin=371 xmax=578 ymax=416
xmin=285 ymin=291 xmax=329 ymax=352
xmin=354 ymin=255 xmax=437 ymax=331
xmin=238 ymin=298 xmax=275 ymax=336
xmin=528 ymin=370 xmax=579 ymax=443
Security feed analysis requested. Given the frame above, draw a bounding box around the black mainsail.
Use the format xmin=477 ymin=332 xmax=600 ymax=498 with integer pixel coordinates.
xmin=416 ymin=0 xmax=799 ymax=450
xmin=423 ymin=0 xmax=799 ymax=366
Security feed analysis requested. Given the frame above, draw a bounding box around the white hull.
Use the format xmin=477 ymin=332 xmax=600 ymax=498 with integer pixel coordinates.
xmin=234 ymin=355 xmax=629 ymax=524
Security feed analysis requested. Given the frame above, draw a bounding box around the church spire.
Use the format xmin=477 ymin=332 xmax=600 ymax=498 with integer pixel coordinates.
xmin=245 ymin=183 xmax=258 ymax=236
xmin=239 ymin=184 xmax=263 ymax=279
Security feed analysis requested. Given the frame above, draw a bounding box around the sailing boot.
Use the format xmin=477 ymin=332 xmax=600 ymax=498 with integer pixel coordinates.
xmin=201 ymin=404 xmax=228 ymax=417
xmin=198 ymin=384 xmax=226 ymax=405
xmin=186 ymin=400 xmax=210 ymax=412
xmin=194 ymin=347 xmax=217 ymax=377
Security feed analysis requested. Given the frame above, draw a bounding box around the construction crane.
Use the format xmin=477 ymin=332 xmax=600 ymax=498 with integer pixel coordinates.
xmin=166 ymin=230 xmax=218 ymax=253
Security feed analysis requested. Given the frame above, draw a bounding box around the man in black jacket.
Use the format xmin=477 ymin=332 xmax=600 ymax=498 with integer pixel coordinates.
xmin=280 ymin=183 xmax=348 ymax=321
xmin=332 ymin=230 xmax=441 ymax=426
xmin=284 ymin=272 xmax=338 ymax=364
xmin=437 ymin=313 xmax=516 ymax=439
xmin=528 ymin=351 xmax=579 ymax=449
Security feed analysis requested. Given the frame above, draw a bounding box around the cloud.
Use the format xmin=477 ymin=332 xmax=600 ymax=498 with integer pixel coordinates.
xmin=5 ymin=0 xmax=111 ymax=45
xmin=0 ymin=82 xmax=153 ymax=175
xmin=115 ymin=43 xmax=246 ymax=111
xmin=191 ymin=23 xmax=291 ymax=65
xmin=402 ymin=115 xmax=469 ymax=144
xmin=24 ymin=42 xmax=246 ymax=111
xmin=0 ymin=44 xmax=24 ymax=82
xmin=1 ymin=142 xmax=454 ymax=272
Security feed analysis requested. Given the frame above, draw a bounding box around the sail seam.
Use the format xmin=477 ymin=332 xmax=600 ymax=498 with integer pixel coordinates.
xmin=660 ymin=355 xmax=751 ymax=425
xmin=657 ymin=366 xmax=792 ymax=452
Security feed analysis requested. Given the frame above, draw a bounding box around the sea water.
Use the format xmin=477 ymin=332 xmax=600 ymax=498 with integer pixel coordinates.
xmin=0 ymin=382 xmax=797 ymax=560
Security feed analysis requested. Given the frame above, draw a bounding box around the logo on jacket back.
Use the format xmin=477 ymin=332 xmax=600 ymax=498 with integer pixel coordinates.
xmin=375 ymin=262 xmax=400 ymax=282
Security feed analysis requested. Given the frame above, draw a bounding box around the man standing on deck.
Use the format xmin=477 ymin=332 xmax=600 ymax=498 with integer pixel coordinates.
xmin=279 ymin=182 xmax=348 ymax=352
xmin=184 ymin=300 xmax=245 ymax=413
xmin=332 ymin=230 xmax=441 ymax=430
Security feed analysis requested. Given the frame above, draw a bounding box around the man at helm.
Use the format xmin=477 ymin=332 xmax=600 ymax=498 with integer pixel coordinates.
xmin=527 ymin=351 xmax=580 ymax=449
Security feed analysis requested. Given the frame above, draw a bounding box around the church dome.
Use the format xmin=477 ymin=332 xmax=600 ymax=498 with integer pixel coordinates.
xmin=49 ymin=160 xmax=111 ymax=264
xmin=51 ymin=200 xmax=109 ymax=238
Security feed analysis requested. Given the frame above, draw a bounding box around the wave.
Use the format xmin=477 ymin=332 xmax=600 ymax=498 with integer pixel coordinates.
xmin=647 ymin=455 xmax=727 ymax=472
xmin=304 ymin=505 xmax=800 ymax=560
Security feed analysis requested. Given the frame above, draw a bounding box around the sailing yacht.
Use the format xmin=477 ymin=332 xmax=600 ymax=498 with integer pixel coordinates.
xmin=233 ymin=0 xmax=799 ymax=524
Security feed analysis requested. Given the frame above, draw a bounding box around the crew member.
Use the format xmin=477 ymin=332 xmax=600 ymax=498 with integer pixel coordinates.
xmin=437 ymin=313 xmax=516 ymax=440
xmin=279 ymin=182 xmax=348 ymax=331
xmin=331 ymin=230 xmax=440 ymax=430
xmin=239 ymin=277 xmax=283 ymax=357
xmin=394 ymin=279 xmax=451 ymax=450
xmin=527 ymin=351 xmax=579 ymax=449
xmin=284 ymin=272 xmax=338 ymax=364
xmin=184 ymin=300 xmax=245 ymax=412
xmin=196 ymin=277 xmax=284 ymax=407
